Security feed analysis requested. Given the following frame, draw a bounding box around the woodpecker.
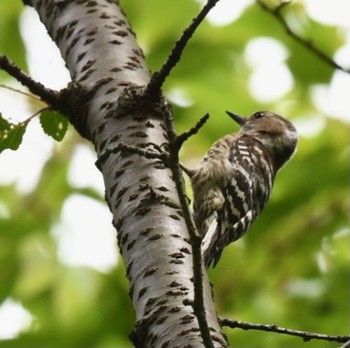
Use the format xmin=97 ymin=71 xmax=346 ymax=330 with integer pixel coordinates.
xmin=185 ymin=111 xmax=297 ymax=267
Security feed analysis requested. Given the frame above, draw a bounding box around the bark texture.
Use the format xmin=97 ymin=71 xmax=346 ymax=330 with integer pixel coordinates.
xmin=27 ymin=0 xmax=227 ymax=346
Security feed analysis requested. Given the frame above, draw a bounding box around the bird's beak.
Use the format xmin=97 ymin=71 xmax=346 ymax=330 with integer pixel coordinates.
xmin=226 ymin=111 xmax=246 ymax=126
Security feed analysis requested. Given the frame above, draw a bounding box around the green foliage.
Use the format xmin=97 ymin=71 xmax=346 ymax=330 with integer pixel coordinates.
xmin=0 ymin=109 xmax=68 ymax=154
xmin=40 ymin=110 xmax=68 ymax=141
xmin=0 ymin=113 xmax=27 ymax=153
xmin=0 ymin=0 xmax=349 ymax=347
xmin=0 ymin=1 xmax=26 ymax=75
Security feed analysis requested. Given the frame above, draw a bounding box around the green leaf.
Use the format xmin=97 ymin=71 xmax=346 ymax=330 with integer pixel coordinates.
xmin=0 ymin=112 xmax=11 ymax=131
xmin=40 ymin=109 xmax=68 ymax=141
xmin=0 ymin=120 xmax=27 ymax=153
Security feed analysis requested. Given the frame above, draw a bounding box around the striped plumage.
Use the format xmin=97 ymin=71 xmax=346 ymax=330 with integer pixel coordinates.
xmin=188 ymin=111 xmax=298 ymax=267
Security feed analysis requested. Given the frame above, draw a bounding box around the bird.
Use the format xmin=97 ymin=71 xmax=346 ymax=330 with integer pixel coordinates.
xmin=183 ymin=110 xmax=298 ymax=267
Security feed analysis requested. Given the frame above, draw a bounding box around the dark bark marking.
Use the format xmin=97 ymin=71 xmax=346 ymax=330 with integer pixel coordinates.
xmin=145 ymin=297 xmax=157 ymax=307
xmin=116 ymin=186 xmax=129 ymax=200
xmin=165 ymin=290 xmax=184 ymax=297
xmin=114 ymin=168 xmax=125 ymax=178
xmin=164 ymin=270 xmax=179 ymax=275
xmin=143 ymin=267 xmax=158 ymax=278
xmin=180 ymin=315 xmax=195 ymax=324
xmin=135 ymin=206 xmax=151 ymax=216
xmin=128 ymin=285 xmax=134 ymax=299
xmin=137 ymin=287 xmax=148 ymax=300
xmin=169 ymin=252 xmax=185 ymax=260
xmin=115 ymin=19 xmax=126 ymax=26
xmin=127 ymin=238 xmax=136 ymax=251
xmin=139 ymin=175 xmax=149 ymax=182
xmin=109 ymin=182 xmax=119 ymax=196
xmin=129 ymin=131 xmax=148 ymax=138
xmin=156 ymin=186 xmax=169 ymax=192
xmin=147 ymin=233 xmax=162 ymax=241
xmin=96 ymin=122 xmax=106 ymax=134
xmin=128 ymin=193 xmax=138 ymax=201
xmin=83 ymin=38 xmax=94 ymax=45
xmin=170 ymin=259 xmax=184 ymax=265
xmin=153 ymin=162 xmax=166 ymax=169
xmin=77 ymin=51 xmax=87 ymax=62
xmin=79 ymin=68 xmax=96 ymax=81
xmin=115 ymin=29 xmax=128 ymax=37
xmin=121 ymin=159 xmax=134 ymax=168
xmin=138 ymin=183 xmax=150 ymax=192
xmin=168 ymin=281 xmax=181 ymax=288
xmin=129 ymin=55 xmax=141 ymax=64
xmin=126 ymin=260 xmax=133 ymax=275
xmin=81 ymin=59 xmax=96 ymax=72
xmin=155 ymin=316 xmax=167 ymax=325
xmin=140 ymin=227 xmax=153 ymax=236
xmin=120 ymin=232 xmax=129 ymax=246
xmin=87 ymin=28 xmax=98 ymax=36
xmin=109 ymin=40 xmax=122 ymax=45
xmin=161 ymin=340 xmax=170 ymax=348
xmin=86 ymin=9 xmax=98 ymax=14
xmin=179 ymin=247 xmax=191 ymax=254
xmin=55 ymin=26 xmax=66 ymax=42
xmin=114 ymin=216 xmax=124 ymax=230
xmin=100 ymin=12 xmax=112 ymax=19
xmin=105 ymin=87 xmax=118 ymax=94
xmin=96 ymin=77 xmax=114 ymax=85
xmin=99 ymin=138 xmax=108 ymax=151
xmin=86 ymin=0 xmax=98 ymax=6
xmin=118 ymin=81 xmax=131 ymax=87
xmin=168 ymin=306 xmax=181 ymax=313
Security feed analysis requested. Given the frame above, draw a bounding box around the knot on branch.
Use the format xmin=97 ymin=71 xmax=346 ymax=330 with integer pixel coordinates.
xmin=114 ymin=84 xmax=169 ymax=121
xmin=57 ymin=82 xmax=95 ymax=140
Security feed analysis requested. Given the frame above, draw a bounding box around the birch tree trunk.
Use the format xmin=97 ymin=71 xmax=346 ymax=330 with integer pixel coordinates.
xmin=24 ymin=0 xmax=227 ymax=346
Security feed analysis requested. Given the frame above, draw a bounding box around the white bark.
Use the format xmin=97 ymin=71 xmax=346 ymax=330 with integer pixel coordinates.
xmin=27 ymin=0 xmax=227 ymax=346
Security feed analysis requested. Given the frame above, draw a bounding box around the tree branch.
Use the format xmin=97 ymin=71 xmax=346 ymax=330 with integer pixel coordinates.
xmin=0 ymin=54 xmax=61 ymax=105
xmin=256 ymin=0 xmax=350 ymax=74
xmin=340 ymin=339 xmax=350 ymax=348
xmin=146 ymin=0 xmax=221 ymax=97
xmin=220 ymin=318 xmax=350 ymax=344
xmin=160 ymin=103 xmax=215 ymax=348
xmin=175 ymin=113 xmax=210 ymax=152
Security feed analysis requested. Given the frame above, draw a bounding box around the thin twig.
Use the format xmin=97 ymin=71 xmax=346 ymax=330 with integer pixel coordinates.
xmin=175 ymin=113 xmax=210 ymax=152
xmin=0 ymin=84 xmax=42 ymax=102
xmin=0 ymin=55 xmax=60 ymax=105
xmin=146 ymin=0 xmax=221 ymax=96
xmin=160 ymin=103 xmax=215 ymax=348
xmin=256 ymin=0 xmax=350 ymax=74
xmin=220 ymin=318 xmax=350 ymax=343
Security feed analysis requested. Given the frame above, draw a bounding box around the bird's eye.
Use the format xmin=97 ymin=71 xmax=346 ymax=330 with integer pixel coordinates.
xmin=254 ymin=112 xmax=265 ymax=119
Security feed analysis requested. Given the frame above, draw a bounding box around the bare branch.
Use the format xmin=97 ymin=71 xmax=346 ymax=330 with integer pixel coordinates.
xmin=221 ymin=318 xmax=350 ymax=344
xmin=146 ymin=0 xmax=221 ymax=96
xmin=256 ymin=0 xmax=350 ymax=74
xmin=0 ymin=54 xmax=60 ymax=105
xmin=160 ymin=103 xmax=215 ymax=348
xmin=175 ymin=113 xmax=210 ymax=152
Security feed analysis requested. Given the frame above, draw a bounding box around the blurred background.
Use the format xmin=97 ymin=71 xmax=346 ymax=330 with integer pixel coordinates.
xmin=0 ymin=0 xmax=348 ymax=347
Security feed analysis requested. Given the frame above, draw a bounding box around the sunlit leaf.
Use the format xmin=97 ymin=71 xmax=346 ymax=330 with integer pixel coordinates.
xmin=0 ymin=112 xmax=11 ymax=131
xmin=0 ymin=117 xmax=27 ymax=153
xmin=40 ymin=109 xmax=68 ymax=141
